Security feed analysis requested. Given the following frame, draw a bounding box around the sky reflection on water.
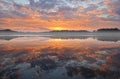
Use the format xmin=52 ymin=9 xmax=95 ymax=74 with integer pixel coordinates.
xmin=0 ymin=36 xmax=120 ymax=79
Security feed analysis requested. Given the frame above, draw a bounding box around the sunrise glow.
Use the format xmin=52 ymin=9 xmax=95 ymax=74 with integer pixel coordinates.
xmin=53 ymin=27 xmax=64 ymax=30
xmin=0 ymin=0 xmax=120 ymax=32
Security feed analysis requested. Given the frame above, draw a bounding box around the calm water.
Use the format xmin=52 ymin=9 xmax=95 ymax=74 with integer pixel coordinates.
xmin=0 ymin=35 xmax=120 ymax=79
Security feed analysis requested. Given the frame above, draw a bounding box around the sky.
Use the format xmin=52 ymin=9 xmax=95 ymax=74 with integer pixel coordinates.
xmin=0 ymin=0 xmax=120 ymax=32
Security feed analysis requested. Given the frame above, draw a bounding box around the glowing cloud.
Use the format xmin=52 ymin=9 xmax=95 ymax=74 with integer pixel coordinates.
xmin=0 ymin=0 xmax=120 ymax=32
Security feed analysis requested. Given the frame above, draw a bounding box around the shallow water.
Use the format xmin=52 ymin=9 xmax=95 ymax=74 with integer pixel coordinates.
xmin=0 ymin=35 xmax=120 ymax=79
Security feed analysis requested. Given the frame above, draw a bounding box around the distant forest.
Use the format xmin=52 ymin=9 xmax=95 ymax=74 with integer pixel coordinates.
xmin=96 ymin=28 xmax=120 ymax=32
xmin=50 ymin=28 xmax=120 ymax=32
xmin=0 ymin=28 xmax=120 ymax=32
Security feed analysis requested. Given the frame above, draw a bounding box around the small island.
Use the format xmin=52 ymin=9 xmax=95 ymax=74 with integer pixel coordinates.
xmin=96 ymin=28 xmax=120 ymax=32
xmin=49 ymin=28 xmax=120 ymax=33
xmin=0 ymin=29 xmax=17 ymax=32
xmin=50 ymin=30 xmax=90 ymax=32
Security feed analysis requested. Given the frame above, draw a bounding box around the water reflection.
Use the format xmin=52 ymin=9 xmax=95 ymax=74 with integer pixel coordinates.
xmin=0 ymin=35 xmax=120 ymax=42
xmin=0 ymin=36 xmax=120 ymax=79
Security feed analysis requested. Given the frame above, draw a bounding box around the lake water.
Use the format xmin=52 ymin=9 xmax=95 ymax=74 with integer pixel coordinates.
xmin=0 ymin=35 xmax=120 ymax=79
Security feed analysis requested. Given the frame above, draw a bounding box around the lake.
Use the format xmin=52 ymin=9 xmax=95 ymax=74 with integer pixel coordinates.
xmin=0 ymin=34 xmax=120 ymax=79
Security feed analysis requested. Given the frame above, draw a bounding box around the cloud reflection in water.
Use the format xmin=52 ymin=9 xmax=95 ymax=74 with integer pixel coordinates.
xmin=0 ymin=36 xmax=120 ymax=79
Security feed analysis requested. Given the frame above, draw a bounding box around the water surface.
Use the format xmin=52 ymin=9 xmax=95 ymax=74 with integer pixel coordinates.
xmin=0 ymin=35 xmax=120 ymax=79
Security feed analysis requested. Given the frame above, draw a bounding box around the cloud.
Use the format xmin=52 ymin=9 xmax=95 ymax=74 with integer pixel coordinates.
xmin=0 ymin=0 xmax=120 ymax=31
xmin=102 ymin=15 xmax=120 ymax=21
xmin=112 ymin=0 xmax=120 ymax=15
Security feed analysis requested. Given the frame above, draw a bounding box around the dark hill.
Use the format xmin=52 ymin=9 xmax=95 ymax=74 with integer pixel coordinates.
xmin=50 ymin=30 xmax=90 ymax=32
xmin=97 ymin=28 xmax=120 ymax=32
xmin=0 ymin=29 xmax=16 ymax=32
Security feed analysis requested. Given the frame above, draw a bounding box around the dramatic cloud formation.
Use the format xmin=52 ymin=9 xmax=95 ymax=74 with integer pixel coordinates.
xmin=0 ymin=0 xmax=120 ymax=32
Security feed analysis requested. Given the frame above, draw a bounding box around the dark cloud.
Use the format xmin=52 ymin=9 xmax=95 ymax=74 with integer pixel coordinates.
xmin=113 ymin=0 xmax=120 ymax=15
xmin=11 ymin=11 xmax=27 ymax=17
xmin=29 ymin=0 xmax=57 ymax=10
xmin=102 ymin=15 xmax=120 ymax=21
xmin=0 ymin=11 xmax=8 ymax=18
xmin=85 ymin=4 xmax=98 ymax=11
